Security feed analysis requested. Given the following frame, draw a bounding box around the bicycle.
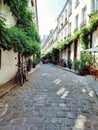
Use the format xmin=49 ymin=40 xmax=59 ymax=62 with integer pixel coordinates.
xmin=15 ymin=62 xmax=28 ymax=86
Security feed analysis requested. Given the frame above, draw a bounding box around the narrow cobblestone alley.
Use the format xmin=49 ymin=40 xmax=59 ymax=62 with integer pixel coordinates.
xmin=0 ymin=64 xmax=98 ymax=130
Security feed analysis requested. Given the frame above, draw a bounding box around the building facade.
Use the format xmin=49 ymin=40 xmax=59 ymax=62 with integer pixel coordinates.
xmin=0 ymin=0 xmax=38 ymax=85
xmin=42 ymin=0 xmax=98 ymax=65
xmin=0 ymin=0 xmax=18 ymax=85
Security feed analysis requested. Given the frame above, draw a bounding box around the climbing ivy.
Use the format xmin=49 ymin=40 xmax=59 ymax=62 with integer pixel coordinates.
xmin=0 ymin=0 xmax=40 ymax=57
xmin=0 ymin=17 xmax=12 ymax=50
xmin=80 ymin=27 xmax=90 ymax=49
xmin=53 ymin=10 xmax=98 ymax=51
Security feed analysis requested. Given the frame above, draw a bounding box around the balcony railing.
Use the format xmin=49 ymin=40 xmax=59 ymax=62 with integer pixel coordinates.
xmin=80 ymin=20 xmax=87 ymax=27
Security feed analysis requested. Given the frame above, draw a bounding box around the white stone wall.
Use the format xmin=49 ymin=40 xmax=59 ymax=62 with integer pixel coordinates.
xmin=0 ymin=50 xmax=18 ymax=85
xmin=0 ymin=2 xmax=18 ymax=85
xmin=2 ymin=5 xmax=16 ymax=27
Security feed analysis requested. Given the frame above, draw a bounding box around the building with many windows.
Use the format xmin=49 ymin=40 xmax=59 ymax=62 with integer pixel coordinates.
xmin=42 ymin=0 xmax=98 ymax=65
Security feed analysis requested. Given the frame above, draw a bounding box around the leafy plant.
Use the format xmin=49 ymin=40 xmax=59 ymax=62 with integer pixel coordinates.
xmin=0 ymin=17 xmax=11 ymax=50
xmin=80 ymin=27 xmax=90 ymax=49
xmin=73 ymin=52 xmax=95 ymax=75
xmin=0 ymin=0 xmax=41 ymax=57
xmin=73 ymin=59 xmax=80 ymax=71
xmin=32 ymin=60 xmax=39 ymax=65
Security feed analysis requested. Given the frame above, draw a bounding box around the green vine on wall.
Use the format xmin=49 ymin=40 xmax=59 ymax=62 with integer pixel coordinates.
xmin=53 ymin=10 xmax=98 ymax=51
xmin=0 ymin=0 xmax=40 ymax=57
xmin=80 ymin=27 xmax=90 ymax=49
xmin=0 ymin=17 xmax=12 ymax=50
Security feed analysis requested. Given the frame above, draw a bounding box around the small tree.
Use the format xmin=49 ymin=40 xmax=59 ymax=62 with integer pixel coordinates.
xmin=73 ymin=59 xmax=80 ymax=71
xmin=74 ymin=52 xmax=95 ymax=75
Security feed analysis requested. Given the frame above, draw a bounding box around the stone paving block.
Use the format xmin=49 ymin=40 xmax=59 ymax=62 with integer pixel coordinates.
xmin=39 ymin=117 xmax=50 ymax=124
xmin=60 ymin=125 xmax=70 ymax=130
xmin=56 ymin=111 xmax=66 ymax=118
xmin=9 ymin=117 xmax=25 ymax=125
xmin=21 ymin=111 xmax=33 ymax=117
xmin=51 ymin=118 xmax=63 ymax=124
xmin=64 ymin=118 xmax=75 ymax=126
xmin=72 ymin=128 xmax=83 ymax=130
xmin=45 ymin=111 xmax=56 ymax=117
xmin=32 ymin=110 xmax=43 ymax=117
xmin=80 ymin=109 xmax=89 ymax=114
xmin=51 ymin=103 xmax=59 ymax=107
xmin=45 ymin=124 xmax=58 ymax=130
xmin=11 ymin=112 xmax=22 ymax=118
xmin=61 ymin=106 xmax=71 ymax=112
xmin=67 ymin=112 xmax=77 ymax=119
xmin=25 ymin=117 xmax=39 ymax=124
xmin=0 ymin=119 xmax=11 ymax=126
xmin=29 ymin=124 xmax=45 ymax=130
xmin=70 ymin=108 xmax=79 ymax=112
xmin=0 ymin=126 xmax=14 ymax=130
xmin=14 ymin=125 xmax=27 ymax=130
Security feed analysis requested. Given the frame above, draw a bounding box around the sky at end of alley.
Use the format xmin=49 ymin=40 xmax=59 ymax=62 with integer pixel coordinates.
xmin=37 ymin=0 xmax=66 ymax=39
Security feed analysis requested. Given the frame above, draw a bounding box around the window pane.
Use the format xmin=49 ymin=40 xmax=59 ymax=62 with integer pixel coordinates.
xmin=96 ymin=0 xmax=98 ymax=9
xmin=83 ymin=7 xmax=87 ymax=21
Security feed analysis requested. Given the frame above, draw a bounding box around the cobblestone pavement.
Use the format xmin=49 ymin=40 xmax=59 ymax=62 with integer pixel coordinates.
xmin=0 ymin=64 xmax=98 ymax=130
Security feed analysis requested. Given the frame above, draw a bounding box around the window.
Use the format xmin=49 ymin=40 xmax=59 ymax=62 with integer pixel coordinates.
xmin=76 ymin=15 xmax=78 ymax=26
xmin=93 ymin=0 xmax=98 ymax=10
xmin=0 ymin=50 xmax=1 ymax=69
xmin=61 ymin=32 xmax=63 ymax=40
xmin=65 ymin=10 xmax=67 ymax=19
xmin=65 ymin=10 xmax=68 ymax=25
xmin=62 ymin=15 xmax=63 ymax=23
xmin=82 ymin=6 xmax=87 ymax=21
xmin=75 ymin=0 xmax=79 ymax=8
xmin=80 ymin=6 xmax=87 ymax=27
xmin=74 ymin=15 xmax=78 ymax=31
xmin=68 ymin=0 xmax=72 ymax=16
xmin=61 ymin=15 xmax=64 ymax=27
xmin=68 ymin=23 xmax=71 ymax=36
xmin=96 ymin=0 xmax=98 ymax=10
xmin=64 ymin=28 xmax=67 ymax=38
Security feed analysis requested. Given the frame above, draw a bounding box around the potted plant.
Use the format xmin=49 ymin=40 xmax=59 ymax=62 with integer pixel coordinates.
xmin=32 ymin=60 xmax=38 ymax=68
xmin=73 ymin=52 xmax=95 ymax=75
xmin=73 ymin=59 xmax=80 ymax=73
